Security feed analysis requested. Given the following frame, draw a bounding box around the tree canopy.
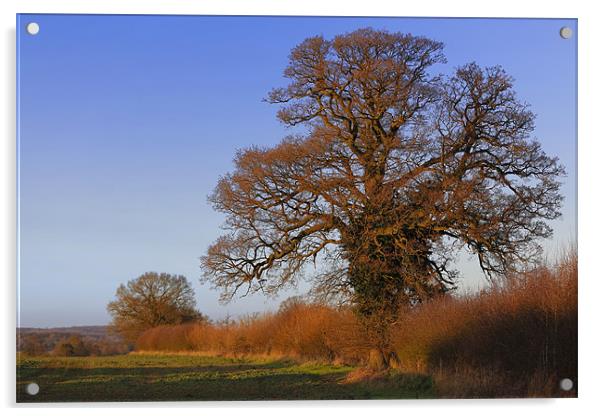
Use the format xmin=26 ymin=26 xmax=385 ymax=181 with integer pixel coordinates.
xmin=107 ymin=272 xmax=204 ymax=342
xmin=201 ymin=28 xmax=564 ymax=323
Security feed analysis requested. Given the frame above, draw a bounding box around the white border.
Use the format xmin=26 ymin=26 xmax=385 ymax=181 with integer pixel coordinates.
xmin=2 ymin=1 xmax=601 ymax=414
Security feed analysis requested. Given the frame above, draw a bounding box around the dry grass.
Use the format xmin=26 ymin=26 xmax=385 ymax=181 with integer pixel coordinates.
xmin=136 ymin=253 xmax=577 ymax=398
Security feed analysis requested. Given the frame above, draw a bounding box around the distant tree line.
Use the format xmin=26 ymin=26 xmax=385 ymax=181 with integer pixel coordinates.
xmin=17 ymin=329 xmax=131 ymax=357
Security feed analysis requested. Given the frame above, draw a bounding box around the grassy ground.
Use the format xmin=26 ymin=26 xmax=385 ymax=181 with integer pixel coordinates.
xmin=16 ymin=353 xmax=435 ymax=402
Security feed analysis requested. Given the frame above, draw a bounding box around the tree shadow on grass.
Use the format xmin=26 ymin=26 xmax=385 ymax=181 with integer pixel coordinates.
xmin=17 ymin=361 xmax=434 ymax=402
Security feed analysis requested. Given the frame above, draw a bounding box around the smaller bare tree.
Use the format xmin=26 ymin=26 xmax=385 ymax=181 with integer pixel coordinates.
xmin=107 ymin=272 xmax=204 ymax=343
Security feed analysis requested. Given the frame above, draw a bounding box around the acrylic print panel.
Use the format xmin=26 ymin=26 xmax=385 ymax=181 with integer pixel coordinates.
xmin=16 ymin=14 xmax=577 ymax=402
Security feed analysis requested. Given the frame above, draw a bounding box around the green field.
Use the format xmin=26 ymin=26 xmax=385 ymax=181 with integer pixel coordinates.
xmin=17 ymin=354 xmax=435 ymax=402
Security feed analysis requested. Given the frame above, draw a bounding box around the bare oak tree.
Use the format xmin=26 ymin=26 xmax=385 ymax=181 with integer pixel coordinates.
xmin=107 ymin=272 xmax=204 ymax=343
xmin=201 ymin=28 xmax=564 ymax=363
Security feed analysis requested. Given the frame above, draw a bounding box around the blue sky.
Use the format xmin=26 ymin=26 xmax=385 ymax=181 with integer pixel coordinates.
xmin=17 ymin=15 xmax=576 ymax=327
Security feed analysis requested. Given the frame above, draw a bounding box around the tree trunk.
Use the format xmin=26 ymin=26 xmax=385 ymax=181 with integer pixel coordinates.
xmin=367 ymin=348 xmax=402 ymax=371
xmin=368 ymin=348 xmax=387 ymax=371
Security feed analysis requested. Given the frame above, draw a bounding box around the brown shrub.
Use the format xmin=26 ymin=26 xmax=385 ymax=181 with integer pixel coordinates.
xmin=136 ymin=323 xmax=197 ymax=352
xmin=135 ymin=301 xmax=368 ymax=364
xmin=391 ymin=253 xmax=577 ymax=397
